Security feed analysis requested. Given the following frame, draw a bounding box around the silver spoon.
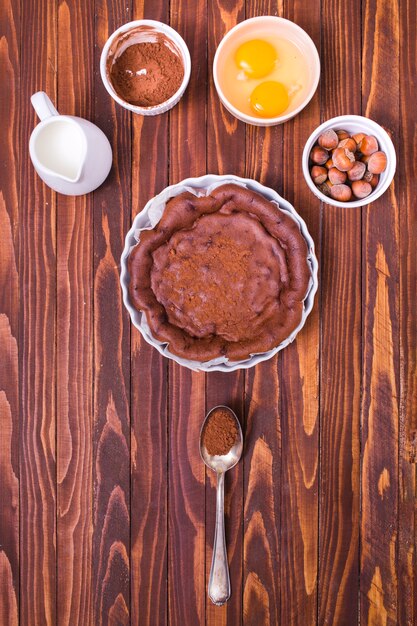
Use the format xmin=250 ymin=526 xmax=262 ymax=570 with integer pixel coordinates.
xmin=199 ymin=405 xmax=243 ymax=606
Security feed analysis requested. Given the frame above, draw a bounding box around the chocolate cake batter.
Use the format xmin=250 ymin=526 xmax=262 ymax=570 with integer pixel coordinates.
xmin=110 ymin=38 xmax=184 ymax=106
xmin=128 ymin=184 xmax=311 ymax=362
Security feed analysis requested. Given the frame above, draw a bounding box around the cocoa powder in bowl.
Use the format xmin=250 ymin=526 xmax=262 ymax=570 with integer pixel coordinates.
xmin=203 ymin=408 xmax=239 ymax=456
xmin=108 ymin=29 xmax=184 ymax=107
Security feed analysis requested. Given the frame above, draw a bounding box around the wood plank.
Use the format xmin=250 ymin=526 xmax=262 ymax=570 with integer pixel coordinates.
xmin=399 ymin=1 xmax=417 ymax=623
xmin=360 ymin=1 xmax=400 ymax=624
xmin=93 ymin=1 xmax=132 ymax=623
xmin=18 ymin=0 xmax=57 ymax=623
xmin=241 ymin=2 xmax=284 ymax=624
xmin=167 ymin=3 xmax=207 ymax=625
xmin=318 ymin=0 xmax=362 ymax=624
xmin=279 ymin=1 xmax=321 ymax=624
xmin=0 ymin=0 xmax=20 ymax=624
xmin=130 ymin=1 xmax=169 ymax=625
xmin=206 ymin=1 xmax=245 ymax=624
xmin=56 ymin=1 xmax=94 ymax=624
xmin=244 ymin=361 xmax=280 ymax=626
xmin=168 ymin=367 xmax=206 ymax=625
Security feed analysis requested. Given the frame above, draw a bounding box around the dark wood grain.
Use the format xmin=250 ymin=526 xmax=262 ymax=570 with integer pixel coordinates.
xmin=399 ymin=1 xmax=417 ymax=623
xmin=361 ymin=1 xmax=400 ymax=624
xmin=206 ymin=1 xmax=245 ymax=624
xmin=241 ymin=1 xmax=284 ymax=624
xmin=243 ymin=361 xmax=281 ymax=626
xmin=280 ymin=2 xmax=321 ymax=624
xmin=56 ymin=2 xmax=94 ymax=624
xmin=0 ymin=0 xmax=19 ymax=624
xmin=2 ymin=1 xmax=417 ymax=624
xmin=167 ymin=2 xmax=207 ymax=625
xmin=18 ymin=0 xmax=58 ymax=624
xmin=93 ymin=1 xmax=132 ymax=624
xmin=318 ymin=1 xmax=362 ymax=624
xmin=129 ymin=1 xmax=169 ymax=624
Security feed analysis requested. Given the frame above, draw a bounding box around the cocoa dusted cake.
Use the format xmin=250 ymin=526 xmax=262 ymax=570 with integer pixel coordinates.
xmin=128 ymin=183 xmax=311 ymax=361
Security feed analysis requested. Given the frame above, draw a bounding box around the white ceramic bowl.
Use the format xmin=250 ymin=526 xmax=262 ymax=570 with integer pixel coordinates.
xmin=100 ymin=20 xmax=191 ymax=115
xmin=120 ymin=174 xmax=318 ymax=372
xmin=213 ymin=16 xmax=320 ymax=127
xmin=302 ymin=115 xmax=396 ymax=208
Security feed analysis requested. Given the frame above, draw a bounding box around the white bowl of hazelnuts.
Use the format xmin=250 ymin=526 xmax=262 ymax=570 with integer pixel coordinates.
xmin=302 ymin=115 xmax=396 ymax=207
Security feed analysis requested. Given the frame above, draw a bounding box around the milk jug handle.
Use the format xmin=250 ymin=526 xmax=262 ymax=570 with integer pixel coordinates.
xmin=31 ymin=92 xmax=59 ymax=121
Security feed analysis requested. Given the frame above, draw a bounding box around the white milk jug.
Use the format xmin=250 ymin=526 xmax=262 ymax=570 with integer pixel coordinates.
xmin=29 ymin=91 xmax=113 ymax=196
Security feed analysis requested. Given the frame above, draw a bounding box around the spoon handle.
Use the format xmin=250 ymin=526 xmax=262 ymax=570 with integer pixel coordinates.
xmin=208 ymin=471 xmax=230 ymax=605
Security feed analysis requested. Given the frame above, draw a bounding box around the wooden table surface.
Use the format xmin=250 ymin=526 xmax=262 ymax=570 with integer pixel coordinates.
xmin=1 ymin=0 xmax=416 ymax=624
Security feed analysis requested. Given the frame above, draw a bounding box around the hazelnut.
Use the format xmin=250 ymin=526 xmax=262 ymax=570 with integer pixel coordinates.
xmin=318 ymin=129 xmax=338 ymax=150
xmin=311 ymin=165 xmax=328 ymax=185
xmin=352 ymin=132 xmax=366 ymax=145
xmin=367 ymin=150 xmax=387 ymax=174
xmin=338 ymin=137 xmax=357 ymax=153
xmin=336 ymin=129 xmax=350 ymax=141
xmin=310 ymin=145 xmax=329 ymax=165
xmin=325 ymin=158 xmax=334 ymax=169
xmin=318 ymin=180 xmax=333 ymax=196
xmin=359 ymin=135 xmax=379 ymax=155
xmin=361 ymin=154 xmax=371 ymax=164
xmin=351 ymin=180 xmax=372 ymax=199
xmin=363 ymin=169 xmax=380 ymax=187
xmin=369 ymin=173 xmax=379 ymax=189
xmin=347 ymin=161 xmax=366 ymax=181
xmin=330 ymin=184 xmax=352 ymax=202
xmin=332 ymin=147 xmax=355 ymax=171
xmin=328 ymin=167 xmax=347 ymax=184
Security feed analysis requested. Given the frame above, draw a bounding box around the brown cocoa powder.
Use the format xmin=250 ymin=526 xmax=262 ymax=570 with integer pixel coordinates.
xmin=203 ymin=408 xmax=239 ymax=456
xmin=110 ymin=40 xmax=184 ymax=107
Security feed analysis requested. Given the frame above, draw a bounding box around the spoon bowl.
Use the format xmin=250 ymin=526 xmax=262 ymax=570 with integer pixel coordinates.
xmin=199 ymin=405 xmax=243 ymax=606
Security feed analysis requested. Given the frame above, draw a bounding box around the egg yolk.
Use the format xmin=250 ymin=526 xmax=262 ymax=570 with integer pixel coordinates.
xmin=250 ymin=81 xmax=289 ymax=117
xmin=235 ymin=39 xmax=277 ymax=79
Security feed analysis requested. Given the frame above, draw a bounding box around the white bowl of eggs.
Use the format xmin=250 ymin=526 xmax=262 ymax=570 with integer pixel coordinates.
xmin=213 ymin=16 xmax=320 ymax=126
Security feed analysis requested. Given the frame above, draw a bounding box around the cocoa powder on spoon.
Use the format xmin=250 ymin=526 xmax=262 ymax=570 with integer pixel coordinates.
xmin=202 ymin=408 xmax=239 ymax=457
xmin=110 ymin=38 xmax=184 ymax=107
